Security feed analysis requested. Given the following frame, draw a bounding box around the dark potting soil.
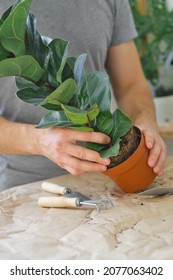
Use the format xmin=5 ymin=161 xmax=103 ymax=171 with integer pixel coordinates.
xmin=108 ymin=126 xmax=141 ymax=168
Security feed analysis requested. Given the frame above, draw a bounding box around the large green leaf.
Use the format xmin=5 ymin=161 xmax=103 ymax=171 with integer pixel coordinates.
xmin=37 ymin=111 xmax=94 ymax=131
xmin=0 ymin=6 xmax=13 ymax=22
xmin=61 ymin=103 xmax=99 ymax=125
xmin=16 ymin=74 xmax=59 ymax=110
xmin=47 ymin=38 xmax=69 ymax=84
xmin=15 ymin=76 xmax=34 ymax=89
xmin=96 ymin=110 xmax=113 ymax=135
xmin=0 ymin=19 xmax=3 ymax=28
xmin=111 ymin=109 xmax=132 ymax=142
xmin=74 ymin=53 xmax=87 ymax=86
xmin=62 ymin=56 xmax=76 ymax=82
xmin=86 ymin=72 xmax=111 ymax=112
xmin=69 ymin=126 xmax=93 ymax=132
xmin=37 ymin=111 xmax=75 ymax=128
xmin=99 ymin=138 xmax=121 ymax=158
xmin=0 ymin=0 xmax=32 ymax=56
xmin=40 ymin=78 xmax=77 ymax=107
xmin=73 ymin=53 xmax=89 ymax=109
xmin=0 ymin=55 xmax=43 ymax=82
xmin=46 ymin=68 xmax=60 ymax=88
xmin=85 ymin=142 xmax=105 ymax=152
xmin=0 ymin=41 xmax=9 ymax=61
xmin=25 ymin=13 xmax=49 ymax=68
xmin=16 ymin=85 xmax=49 ymax=105
xmin=86 ymin=111 xmax=113 ymax=152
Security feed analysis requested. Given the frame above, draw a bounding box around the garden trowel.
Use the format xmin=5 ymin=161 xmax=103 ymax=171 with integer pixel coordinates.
xmin=38 ymin=181 xmax=113 ymax=211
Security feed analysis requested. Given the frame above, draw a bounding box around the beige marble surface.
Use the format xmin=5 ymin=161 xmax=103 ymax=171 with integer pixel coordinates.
xmin=0 ymin=157 xmax=173 ymax=260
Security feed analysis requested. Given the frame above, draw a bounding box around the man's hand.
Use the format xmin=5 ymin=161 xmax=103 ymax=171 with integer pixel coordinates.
xmin=37 ymin=127 xmax=111 ymax=175
xmin=135 ymin=122 xmax=167 ymax=177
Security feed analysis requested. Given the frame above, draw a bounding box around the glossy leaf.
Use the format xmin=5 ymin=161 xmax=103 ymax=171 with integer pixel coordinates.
xmin=73 ymin=53 xmax=89 ymax=109
xmin=0 ymin=55 xmax=43 ymax=82
xmin=0 ymin=6 xmax=12 ymax=22
xmin=96 ymin=110 xmax=113 ymax=135
xmin=74 ymin=53 xmax=87 ymax=86
xmin=37 ymin=111 xmax=75 ymax=128
xmin=61 ymin=103 xmax=99 ymax=125
xmin=99 ymin=138 xmax=121 ymax=158
xmin=16 ymin=78 xmax=60 ymax=110
xmin=111 ymin=109 xmax=132 ymax=142
xmin=40 ymin=78 xmax=77 ymax=106
xmin=86 ymin=111 xmax=113 ymax=152
xmin=86 ymin=72 xmax=111 ymax=112
xmin=0 ymin=0 xmax=32 ymax=56
xmin=62 ymin=56 xmax=76 ymax=82
xmin=41 ymin=36 xmax=52 ymax=45
xmin=16 ymin=85 xmax=49 ymax=106
xmin=15 ymin=76 xmax=35 ymax=89
xmin=0 ymin=41 xmax=9 ymax=61
xmin=25 ymin=13 xmax=49 ymax=68
xmin=37 ymin=110 xmax=94 ymax=130
xmin=48 ymin=38 xmax=69 ymax=84
xmin=69 ymin=126 xmax=93 ymax=132
xmin=85 ymin=142 xmax=105 ymax=152
xmin=46 ymin=67 xmax=60 ymax=88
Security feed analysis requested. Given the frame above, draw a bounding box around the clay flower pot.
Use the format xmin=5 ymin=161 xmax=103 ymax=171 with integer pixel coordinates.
xmin=103 ymin=128 xmax=156 ymax=193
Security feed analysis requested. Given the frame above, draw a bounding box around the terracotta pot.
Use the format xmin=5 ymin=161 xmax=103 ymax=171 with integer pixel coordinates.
xmin=103 ymin=128 xmax=156 ymax=193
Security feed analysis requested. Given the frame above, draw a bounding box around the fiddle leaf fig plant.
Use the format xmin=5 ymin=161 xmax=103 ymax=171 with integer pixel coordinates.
xmin=0 ymin=0 xmax=133 ymax=160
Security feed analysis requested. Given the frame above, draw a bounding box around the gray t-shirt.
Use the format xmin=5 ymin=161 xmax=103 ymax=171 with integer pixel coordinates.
xmin=0 ymin=0 xmax=137 ymax=190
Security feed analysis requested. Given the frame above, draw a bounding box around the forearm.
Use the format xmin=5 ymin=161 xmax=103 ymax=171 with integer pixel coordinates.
xmin=0 ymin=116 xmax=40 ymax=155
xmin=115 ymin=80 xmax=158 ymax=128
xmin=106 ymin=41 xmax=158 ymax=128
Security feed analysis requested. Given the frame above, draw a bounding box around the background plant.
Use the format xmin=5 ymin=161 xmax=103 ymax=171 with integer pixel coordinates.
xmin=0 ymin=0 xmax=132 ymax=159
xmin=129 ymin=0 xmax=173 ymax=91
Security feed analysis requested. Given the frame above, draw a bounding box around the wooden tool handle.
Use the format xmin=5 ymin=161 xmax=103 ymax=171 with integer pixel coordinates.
xmin=41 ymin=182 xmax=70 ymax=195
xmin=38 ymin=196 xmax=80 ymax=208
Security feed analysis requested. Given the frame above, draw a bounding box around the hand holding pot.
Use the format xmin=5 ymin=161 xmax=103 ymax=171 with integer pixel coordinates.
xmin=135 ymin=122 xmax=167 ymax=177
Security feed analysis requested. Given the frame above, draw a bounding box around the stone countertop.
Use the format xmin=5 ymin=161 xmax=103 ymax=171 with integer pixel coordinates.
xmin=0 ymin=157 xmax=173 ymax=260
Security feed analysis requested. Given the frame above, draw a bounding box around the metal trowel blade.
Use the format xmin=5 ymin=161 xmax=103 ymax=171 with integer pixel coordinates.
xmin=138 ymin=187 xmax=173 ymax=196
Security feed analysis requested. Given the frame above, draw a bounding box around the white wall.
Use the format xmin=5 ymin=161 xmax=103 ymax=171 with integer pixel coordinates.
xmin=167 ymin=0 xmax=173 ymax=10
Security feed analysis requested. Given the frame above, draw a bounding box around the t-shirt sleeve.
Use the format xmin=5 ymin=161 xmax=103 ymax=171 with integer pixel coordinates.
xmin=111 ymin=0 xmax=138 ymax=46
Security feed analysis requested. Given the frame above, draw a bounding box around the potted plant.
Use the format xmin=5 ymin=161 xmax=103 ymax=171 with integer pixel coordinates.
xmin=0 ymin=0 xmax=156 ymax=193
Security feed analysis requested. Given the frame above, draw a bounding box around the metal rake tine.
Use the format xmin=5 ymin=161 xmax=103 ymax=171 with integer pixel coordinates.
xmin=86 ymin=198 xmax=113 ymax=208
xmin=80 ymin=201 xmax=100 ymax=212
xmin=101 ymin=198 xmax=114 ymax=207
xmin=82 ymin=200 xmax=106 ymax=208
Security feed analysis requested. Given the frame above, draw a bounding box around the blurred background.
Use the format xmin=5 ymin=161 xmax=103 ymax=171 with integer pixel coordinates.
xmin=129 ymin=0 xmax=173 ymax=155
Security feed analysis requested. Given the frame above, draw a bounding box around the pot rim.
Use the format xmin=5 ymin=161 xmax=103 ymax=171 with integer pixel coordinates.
xmin=105 ymin=127 xmax=147 ymax=176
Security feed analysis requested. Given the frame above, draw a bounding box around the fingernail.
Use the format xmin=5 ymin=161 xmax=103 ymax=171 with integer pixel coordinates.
xmin=100 ymin=165 xmax=107 ymax=171
xmin=148 ymin=159 xmax=155 ymax=167
xmin=147 ymin=142 xmax=153 ymax=149
xmin=102 ymin=158 xmax=110 ymax=165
